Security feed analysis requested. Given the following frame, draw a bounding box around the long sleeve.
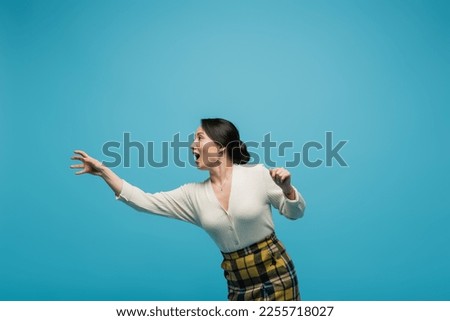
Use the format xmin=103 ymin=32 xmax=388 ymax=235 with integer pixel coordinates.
xmin=116 ymin=179 xmax=199 ymax=225
xmin=261 ymin=165 xmax=306 ymax=220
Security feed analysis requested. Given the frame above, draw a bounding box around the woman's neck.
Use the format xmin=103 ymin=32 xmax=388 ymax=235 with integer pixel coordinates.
xmin=209 ymin=157 xmax=234 ymax=185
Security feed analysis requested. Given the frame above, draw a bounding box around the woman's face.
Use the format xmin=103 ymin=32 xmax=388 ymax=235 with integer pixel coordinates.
xmin=190 ymin=126 xmax=223 ymax=169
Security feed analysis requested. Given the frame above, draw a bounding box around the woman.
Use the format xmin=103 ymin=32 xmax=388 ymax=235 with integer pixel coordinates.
xmin=70 ymin=118 xmax=307 ymax=300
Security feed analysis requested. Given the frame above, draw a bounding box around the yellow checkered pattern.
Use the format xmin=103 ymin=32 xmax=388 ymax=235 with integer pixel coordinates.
xmin=221 ymin=233 xmax=300 ymax=301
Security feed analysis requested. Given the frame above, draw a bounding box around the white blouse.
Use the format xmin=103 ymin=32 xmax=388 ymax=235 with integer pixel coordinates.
xmin=116 ymin=163 xmax=306 ymax=253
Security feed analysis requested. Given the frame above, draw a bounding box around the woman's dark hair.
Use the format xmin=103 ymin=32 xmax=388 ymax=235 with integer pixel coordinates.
xmin=200 ymin=118 xmax=251 ymax=165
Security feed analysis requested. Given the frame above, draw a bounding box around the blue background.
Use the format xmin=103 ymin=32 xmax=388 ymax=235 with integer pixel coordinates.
xmin=1 ymin=0 xmax=449 ymax=300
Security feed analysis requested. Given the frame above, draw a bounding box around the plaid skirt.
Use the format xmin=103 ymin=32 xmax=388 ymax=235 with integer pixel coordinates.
xmin=221 ymin=233 xmax=300 ymax=301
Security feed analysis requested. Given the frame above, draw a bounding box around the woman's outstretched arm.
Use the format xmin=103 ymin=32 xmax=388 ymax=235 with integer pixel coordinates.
xmin=70 ymin=150 xmax=122 ymax=196
xmin=70 ymin=149 xmax=198 ymax=225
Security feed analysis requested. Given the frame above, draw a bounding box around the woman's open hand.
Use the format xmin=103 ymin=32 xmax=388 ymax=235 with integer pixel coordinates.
xmin=70 ymin=150 xmax=104 ymax=176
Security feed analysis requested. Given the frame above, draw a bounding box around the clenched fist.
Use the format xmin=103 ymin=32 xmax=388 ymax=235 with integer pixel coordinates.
xmin=269 ymin=167 xmax=296 ymax=199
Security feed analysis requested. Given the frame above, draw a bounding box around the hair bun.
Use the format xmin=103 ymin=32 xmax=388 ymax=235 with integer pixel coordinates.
xmin=237 ymin=140 xmax=250 ymax=164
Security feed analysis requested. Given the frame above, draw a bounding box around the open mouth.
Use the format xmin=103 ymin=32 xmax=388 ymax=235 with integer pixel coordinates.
xmin=193 ymin=151 xmax=200 ymax=161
